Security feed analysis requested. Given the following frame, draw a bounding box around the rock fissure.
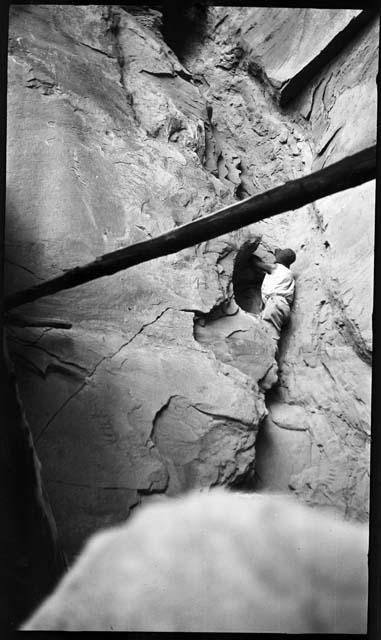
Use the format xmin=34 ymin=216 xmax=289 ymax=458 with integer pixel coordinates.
xmin=304 ymin=76 xmax=326 ymax=121
xmin=8 ymin=335 xmax=91 ymax=376
xmin=5 ymin=257 xmax=45 ymax=281
xmin=192 ymin=404 xmax=256 ymax=428
xmin=115 ymin=307 xmax=176 ymax=367
xmin=11 ymin=352 xmax=86 ymax=383
xmin=271 ymin=417 xmax=308 ymax=433
xmin=149 ymin=394 xmax=183 ymax=444
xmin=317 ymin=126 xmax=343 ymax=163
xmin=35 ymin=381 xmax=87 ymax=445
xmin=8 ymin=326 xmax=51 ymax=346
xmin=104 ymin=7 xmax=125 ymax=84
xmin=77 ymin=40 xmax=116 ymax=60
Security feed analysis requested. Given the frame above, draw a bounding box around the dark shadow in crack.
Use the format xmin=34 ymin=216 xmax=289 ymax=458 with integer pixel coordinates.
xmin=161 ymin=2 xmax=209 ymax=62
xmin=232 ymin=237 xmax=264 ymax=315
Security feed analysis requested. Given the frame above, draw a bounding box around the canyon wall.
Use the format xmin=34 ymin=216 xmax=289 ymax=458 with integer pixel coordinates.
xmin=6 ymin=4 xmax=377 ymax=572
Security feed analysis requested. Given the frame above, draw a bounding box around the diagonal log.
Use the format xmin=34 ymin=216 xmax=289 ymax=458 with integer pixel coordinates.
xmin=4 ymin=313 xmax=73 ymax=329
xmin=3 ymin=145 xmax=377 ymax=311
xmin=5 ymin=313 xmax=72 ymax=330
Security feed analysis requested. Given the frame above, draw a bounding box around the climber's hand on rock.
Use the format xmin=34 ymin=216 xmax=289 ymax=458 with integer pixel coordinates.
xmin=252 ymin=256 xmax=273 ymax=274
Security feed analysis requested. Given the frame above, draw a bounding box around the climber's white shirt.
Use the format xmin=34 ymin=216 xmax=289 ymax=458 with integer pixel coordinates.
xmin=261 ymin=263 xmax=295 ymax=305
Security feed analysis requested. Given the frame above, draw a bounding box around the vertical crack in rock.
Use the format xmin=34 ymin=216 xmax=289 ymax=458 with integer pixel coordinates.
xmin=304 ymin=76 xmax=326 ymax=120
xmin=35 ymin=381 xmax=87 ymax=445
xmin=149 ymin=394 xmax=183 ymax=446
xmin=316 ymin=126 xmax=343 ymax=167
xmin=192 ymin=236 xmax=283 ymax=489
xmin=103 ymin=7 xmax=125 ymax=86
xmin=102 ymin=6 xmax=139 ymax=123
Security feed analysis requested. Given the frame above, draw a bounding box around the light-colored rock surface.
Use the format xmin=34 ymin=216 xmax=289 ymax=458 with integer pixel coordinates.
xmin=178 ymin=6 xmax=375 ymax=521
xmin=194 ymin=300 xmax=278 ymax=390
xmin=226 ymin=8 xmax=361 ymax=101
xmin=22 ymin=489 xmax=368 ymax=633
xmin=295 ymin=14 xmax=378 ymax=170
xmin=6 ymin=3 xmax=376 ymax=569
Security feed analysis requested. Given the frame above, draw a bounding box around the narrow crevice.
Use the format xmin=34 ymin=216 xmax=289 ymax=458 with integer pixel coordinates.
xmin=316 ymin=125 xmax=342 ymax=159
xmin=304 ymin=76 xmax=326 ymax=121
xmin=7 ymin=335 xmax=91 ymax=376
xmin=10 ymin=352 xmax=85 ymax=382
xmin=193 ymin=298 xmax=238 ymax=334
xmin=232 ymin=237 xmax=265 ymax=314
xmin=103 ymin=6 xmax=139 ymax=124
xmin=104 ymin=7 xmax=125 ymax=85
xmin=117 ymin=307 xmax=174 ymax=368
xmin=35 ymin=381 xmax=87 ymax=444
xmin=279 ymin=10 xmax=377 ymax=107
xmin=140 ymin=69 xmax=175 ymax=79
xmin=161 ymin=3 xmax=209 ymax=62
xmin=5 ymin=257 xmax=45 ymax=281
xmin=229 ymin=410 xmax=269 ymax=492
xmin=77 ymin=40 xmax=116 ymax=60
xmin=271 ymin=418 xmax=308 ymax=432
xmin=149 ymin=394 xmax=182 ymax=445
xmin=193 ymin=403 xmax=256 ymax=428
xmin=247 ymin=58 xmax=279 ymax=101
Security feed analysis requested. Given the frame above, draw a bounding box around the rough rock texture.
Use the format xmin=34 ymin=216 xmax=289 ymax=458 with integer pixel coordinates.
xmin=175 ymin=6 xmax=375 ymax=521
xmin=6 ymin=4 xmax=376 ymax=571
xmin=194 ymin=299 xmax=278 ymax=391
xmin=227 ymin=8 xmax=362 ymax=104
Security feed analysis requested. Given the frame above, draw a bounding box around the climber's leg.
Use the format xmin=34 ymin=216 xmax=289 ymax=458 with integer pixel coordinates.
xmin=262 ymin=297 xmax=289 ymax=330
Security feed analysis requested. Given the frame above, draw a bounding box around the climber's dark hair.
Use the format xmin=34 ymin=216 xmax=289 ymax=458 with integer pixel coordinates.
xmin=274 ymin=248 xmax=296 ymax=268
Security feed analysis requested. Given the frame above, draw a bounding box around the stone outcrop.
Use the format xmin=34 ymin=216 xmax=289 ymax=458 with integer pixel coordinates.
xmin=227 ymin=8 xmax=371 ymax=107
xmin=5 ymin=3 xmax=376 ymax=584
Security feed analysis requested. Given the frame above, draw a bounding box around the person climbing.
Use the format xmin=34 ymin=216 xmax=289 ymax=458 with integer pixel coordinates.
xmin=252 ymin=247 xmax=296 ymax=338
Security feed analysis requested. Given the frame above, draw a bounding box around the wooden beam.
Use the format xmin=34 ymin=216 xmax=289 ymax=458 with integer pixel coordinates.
xmin=4 ymin=145 xmax=376 ymax=311
xmin=5 ymin=313 xmax=72 ymax=330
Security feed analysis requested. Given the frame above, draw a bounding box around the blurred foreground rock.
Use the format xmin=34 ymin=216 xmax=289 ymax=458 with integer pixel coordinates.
xmin=22 ymin=489 xmax=368 ymax=633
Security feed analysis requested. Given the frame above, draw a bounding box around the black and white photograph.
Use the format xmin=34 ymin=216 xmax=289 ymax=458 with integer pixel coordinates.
xmin=2 ymin=1 xmax=379 ymax=634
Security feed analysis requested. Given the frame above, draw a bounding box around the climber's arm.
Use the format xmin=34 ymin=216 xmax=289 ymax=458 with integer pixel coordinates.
xmin=252 ymin=256 xmax=274 ymax=274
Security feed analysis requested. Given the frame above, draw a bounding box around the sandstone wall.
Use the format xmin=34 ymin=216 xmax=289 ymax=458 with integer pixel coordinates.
xmin=6 ymin=5 xmax=376 ymax=562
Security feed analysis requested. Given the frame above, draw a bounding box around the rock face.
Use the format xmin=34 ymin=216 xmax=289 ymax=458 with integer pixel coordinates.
xmin=227 ymin=7 xmax=364 ymax=105
xmin=6 ymin=3 xmax=376 ymax=572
